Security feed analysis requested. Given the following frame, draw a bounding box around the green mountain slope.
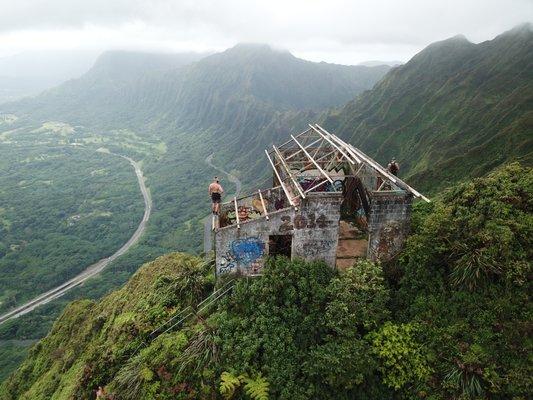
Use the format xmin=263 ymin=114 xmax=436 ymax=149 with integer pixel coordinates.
xmin=0 ymin=46 xmax=390 ymax=380
xmin=4 ymin=44 xmax=389 ymax=128
xmin=1 ymin=165 xmax=530 ymax=399
xmin=324 ymin=24 xmax=533 ymax=192
xmin=1 ymin=26 xmax=531 ymax=387
xmin=2 ymin=51 xmax=207 ymax=125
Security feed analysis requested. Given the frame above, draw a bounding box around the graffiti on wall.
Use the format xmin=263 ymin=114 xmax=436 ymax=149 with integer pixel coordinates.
xmin=299 ymin=178 xmax=344 ymax=193
xmin=218 ymin=236 xmax=266 ymax=275
xmin=226 ymin=206 xmax=262 ymax=224
xmin=370 ymin=220 xmax=405 ymax=261
xmin=218 ymin=250 xmax=237 ymax=274
xmin=231 ymin=237 xmax=265 ymax=264
xmin=279 ymin=213 xmax=329 ymax=232
xmin=302 ymin=240 xmax=335 ymax=257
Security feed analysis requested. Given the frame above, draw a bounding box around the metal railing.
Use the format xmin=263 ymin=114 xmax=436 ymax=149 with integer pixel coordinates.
xmin=128 ymin=277 xmax=236 ymax=357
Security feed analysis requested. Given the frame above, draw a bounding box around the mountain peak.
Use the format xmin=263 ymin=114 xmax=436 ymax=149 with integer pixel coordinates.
xmin=498 ymin=22 xmax=533 ymax=38
xmin=429 ymin=34 xmax=472 ymax=48
xmin=222 ymin=43 xmax=294 ymax=59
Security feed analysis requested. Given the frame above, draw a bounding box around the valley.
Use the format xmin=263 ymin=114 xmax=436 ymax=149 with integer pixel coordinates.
xmin=0 ymin=149 xmax=152 ymax=325
xmin=0 ymin=24 xmax=531 ymax=396
xmin=0 ymin=132 xmax=147 ymax=313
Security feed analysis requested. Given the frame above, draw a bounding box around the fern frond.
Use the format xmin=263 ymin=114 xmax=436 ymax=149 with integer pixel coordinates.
xmin=243 ymin=374 xmax=269 ymax=400
xmin=219 ymin=371 xmax=244 ymax=399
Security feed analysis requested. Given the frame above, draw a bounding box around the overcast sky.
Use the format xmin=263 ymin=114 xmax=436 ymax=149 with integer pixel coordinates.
xmin=0 ymin=0 xmax=532 ymax=64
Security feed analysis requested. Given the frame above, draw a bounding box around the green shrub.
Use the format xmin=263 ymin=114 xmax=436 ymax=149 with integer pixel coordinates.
xmin=368 ymin=322 xmax=432 ymax=390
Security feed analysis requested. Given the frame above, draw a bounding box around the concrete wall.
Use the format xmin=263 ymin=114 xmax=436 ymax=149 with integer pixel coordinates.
xmin=215 ymin=193 xmax=343 ymax=276
xmin=367 ymin=191 xmax=413 ymax=262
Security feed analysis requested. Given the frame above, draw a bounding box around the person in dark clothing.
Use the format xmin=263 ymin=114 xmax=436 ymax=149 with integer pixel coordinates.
xmin=387 ymin=157 xmax=400 ymax=176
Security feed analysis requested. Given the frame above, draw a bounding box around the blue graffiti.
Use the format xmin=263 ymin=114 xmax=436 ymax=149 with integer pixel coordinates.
xmin=231 ymin=237 xmax=265 ymax=265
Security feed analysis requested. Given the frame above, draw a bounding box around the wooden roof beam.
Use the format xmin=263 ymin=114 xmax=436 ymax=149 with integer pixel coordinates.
xmin=310 ymin=124 xmax=359 ymax=164
xmin=315 ymin=125 xmax=430 ymax=202
xmin=284 ymin=137 xmax=323 ymax=161
xmin=276 ymin=127 xmax=313 ymax=150
xmin=291 ymin=134 xmax=334 ymax=183
xmin=272 ymin=145 xmax=306 ymax=199
xmin=264 ymin=150 xmax=296 ymax=207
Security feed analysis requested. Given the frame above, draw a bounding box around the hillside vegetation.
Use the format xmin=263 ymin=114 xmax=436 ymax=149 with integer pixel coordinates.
xmin=0 ymin=145 xmax=144 ymax=313
xmin=325 ymin=24 xmax=533 ymax=192
xmin=1 ymin=25 xmax=531 ymax=386
xmin=1 ymin=164 xmax=530 ymax=399
xmin=0 ymin=45 xmax=391 ymax=379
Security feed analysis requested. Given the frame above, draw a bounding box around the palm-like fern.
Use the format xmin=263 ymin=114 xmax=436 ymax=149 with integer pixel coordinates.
xmin=219 ymin=371 xmax=269 ymax=400
xmin=219 ymin=371 xmax=245 ymax=399
xmin=243 ymin=374 xmax=269 ymax=400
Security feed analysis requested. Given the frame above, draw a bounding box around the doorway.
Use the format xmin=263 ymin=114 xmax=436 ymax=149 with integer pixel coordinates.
xmin=268 ymin=235 xmax=292 ymax=258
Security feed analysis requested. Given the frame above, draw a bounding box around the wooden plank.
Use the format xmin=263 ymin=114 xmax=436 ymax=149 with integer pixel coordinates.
xmin=264 ymin=150 xmax=296 ymax=207
xmin=314 ymin=125 xmax=362 ymax=164
xmin=291 ymin=135 xmax=334 ymax=183
xmin=310 ymin=124 xmax=358 ymax=164
xmin=347 ymin=142 xmax=430 ymax=201
xmin=276 ymin=127 xmax=312 ymax=149
xmin=304 ymin=178 xmax=329 ymax=193
xmin=355 ymin=163 xmax=365 ymax=175
xmin=326 ymin=133 xmax=364 ymax=167
xmin=234 ymin=197 xmax=240 ymax=229
xmin=258 ymin=190 xmax=269 ymax=220
xmin=284 ymin=137 xmax=322 ymax=161
xmin=316 ymin=125 xmax=430 ymax=202
xmin=272 ymin=145 xmax=306 ymax=199
xmin=322 ymin=129 xmax=398 ymax=184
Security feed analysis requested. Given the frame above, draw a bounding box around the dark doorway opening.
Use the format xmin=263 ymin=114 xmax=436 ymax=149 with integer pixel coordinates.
xmin=269 ymin=235 xmax=292 ymax=258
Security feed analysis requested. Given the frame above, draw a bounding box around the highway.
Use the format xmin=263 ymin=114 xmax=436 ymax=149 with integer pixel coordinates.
xmin=0 ymin=152 xmax=152 ymax=325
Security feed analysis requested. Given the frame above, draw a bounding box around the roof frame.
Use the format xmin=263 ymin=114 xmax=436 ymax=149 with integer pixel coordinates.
xmin=254 ymin=124 xmax=430 ymax=213
xmin=272 ymin=145 xmax=306 ymax=199
xmin=315 ymin=124 xmax=430 ymax=202
xmin=310 ymin=124 xmax=359 ymax=164
xmin=264 ymin=150 xmax=297 ymax=207
xmin=290 ymin=134 xmax=334 ymax=183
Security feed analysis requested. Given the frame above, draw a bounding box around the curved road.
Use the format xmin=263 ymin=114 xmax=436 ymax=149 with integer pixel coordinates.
xmin=203 ymin=154 xmax=242 ymax=253
xmin=0 ymin=152 xmax=152 ymax=325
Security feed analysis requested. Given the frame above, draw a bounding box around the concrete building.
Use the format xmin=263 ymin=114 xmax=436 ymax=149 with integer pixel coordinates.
xmin=214 ymin=124 xmax=429 ymax=276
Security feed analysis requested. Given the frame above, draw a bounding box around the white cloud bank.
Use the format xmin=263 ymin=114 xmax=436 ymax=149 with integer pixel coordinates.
xmin=0 ymin=0 xmax=531 ymax=64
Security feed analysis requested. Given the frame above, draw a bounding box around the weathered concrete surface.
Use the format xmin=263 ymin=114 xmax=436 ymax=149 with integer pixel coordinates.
xmin=367 ymin=191 xmax=412 ymax=262
xmin=215 ymin=193 xmax=343 ymax=276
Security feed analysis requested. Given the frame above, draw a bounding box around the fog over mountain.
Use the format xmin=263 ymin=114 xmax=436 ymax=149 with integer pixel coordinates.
xmin=1 ymin=0 xmax=531 ymax=64
xmin=357 ymin=60 xmax=403 ymax=67
xmin=0 ymin=50 xmax=99 ymax=103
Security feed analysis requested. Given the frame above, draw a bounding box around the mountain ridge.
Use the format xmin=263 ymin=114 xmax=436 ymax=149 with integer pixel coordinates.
xmin=2 ymin=44 xmax=389 ymax=128
xmin=324 ymin=24 xmax=533 ymax=192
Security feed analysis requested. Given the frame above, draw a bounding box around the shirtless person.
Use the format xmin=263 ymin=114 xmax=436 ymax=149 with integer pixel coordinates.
xmin=208 ymin=176 xmax=224 ymax=215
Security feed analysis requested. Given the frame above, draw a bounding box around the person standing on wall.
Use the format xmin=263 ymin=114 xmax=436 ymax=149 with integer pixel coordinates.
xmin=208 ymin=176 xmax=224 ymax=215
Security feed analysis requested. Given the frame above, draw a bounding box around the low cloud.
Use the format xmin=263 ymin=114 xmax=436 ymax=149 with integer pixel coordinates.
xmin=0 ymin=0 xmax=531 ymax=63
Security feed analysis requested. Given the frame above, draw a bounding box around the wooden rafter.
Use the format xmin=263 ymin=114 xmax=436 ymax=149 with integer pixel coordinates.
xmin=258 ymin=190 xmax=269 ymax=220
xmin=310 ymin=124 xmax=358 ymax=164
xmin=291 ymin=134 xmax=334 ymax=183
xmin=315 ymin=124 xmax=430 ymax=202
xmin=272 ymin=145 xmax=306 ymax=199
xmin=264 ymin=150 xmax=296 ymax=207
